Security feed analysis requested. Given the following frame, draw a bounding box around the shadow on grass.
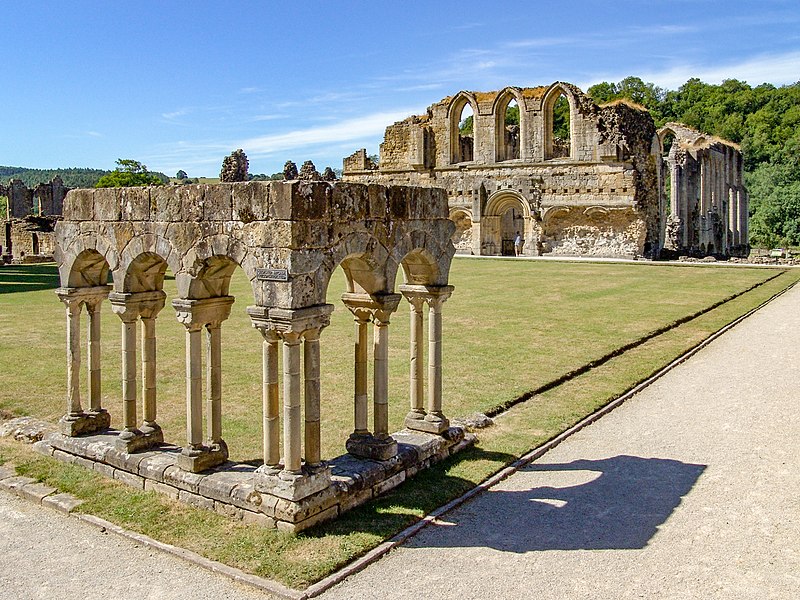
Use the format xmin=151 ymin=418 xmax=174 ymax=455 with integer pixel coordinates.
xmin=403 ymin=455 xmax=706 ymax=552
xmin=0 ymin=263 xmax=60 ymax=294
xmin=305 ymin=446 xmax=517 ymax=540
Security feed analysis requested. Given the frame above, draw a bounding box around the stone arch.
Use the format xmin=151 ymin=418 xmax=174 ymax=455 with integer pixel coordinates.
xmin=316 ymin=231 xmax=389 ymax=302
xmin=115 ymin=234 xmax=180 ymax=292
xmin=121 ymin=252 xmax=170 ymax=293
xmin=449 ymin=207 xmax=473 ymax=254
xmin=448 ymin=92 xmax=478 ymax=164
xmin=386 ymin=228 xmax=452 ymax=288
xmin=482 ymin=190 xmax=534 ymax=256
xmin=65 ymin=248 xmax=111 ymax=288
xmin=184 ymin=254 xmax=246 ymax=300
xmin=542 ymin=83 xmax=576 ymax=160
xmin=493 ymin=87 xmax=524 ymax=162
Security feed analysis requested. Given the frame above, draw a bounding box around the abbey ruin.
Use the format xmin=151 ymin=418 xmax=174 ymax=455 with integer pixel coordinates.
xmin=1 ymin=177 xmax=68 ymax=263
xmin=343 ymin=82 xmax=748 ymax=259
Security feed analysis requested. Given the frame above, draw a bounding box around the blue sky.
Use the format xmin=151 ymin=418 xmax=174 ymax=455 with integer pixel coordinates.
xmin=4 ymin=1 xmax=799 ymax=177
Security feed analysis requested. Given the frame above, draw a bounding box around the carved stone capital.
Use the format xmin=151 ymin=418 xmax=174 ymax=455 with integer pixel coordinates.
xmin=341 ymin=292 xmax=401 ymax=325
xmin=55 ymin=285 xmax=111 ymax=313
xmin=247 ymin=303 xmax=334 ymax=338
xmin=109 ymin=290 xmax=167 ymax=322
xmin=172 ymin=296 xmax=235 ymax=330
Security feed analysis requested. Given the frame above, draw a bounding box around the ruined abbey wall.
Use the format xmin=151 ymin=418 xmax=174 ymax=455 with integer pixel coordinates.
xmin=343 ymin=82 xmax=748 ymax=259
xmin=1 ymin=177 xmax=67 ymax=262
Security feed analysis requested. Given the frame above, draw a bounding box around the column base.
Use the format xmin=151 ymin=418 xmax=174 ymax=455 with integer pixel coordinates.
xmin=346 ymin=433 xmax=398 ymax=461
xmin=176 ymin=440 xmax=229 ymax=473
xmin=253 ymin=464 xmax=332 ymax=501
xmin=59 ymin=410 xmax=111 ymax=437
xmin=115 ymin=426 xmax=163 ymax=453
xmin=406 ymin=412 xmax=450 ymax=435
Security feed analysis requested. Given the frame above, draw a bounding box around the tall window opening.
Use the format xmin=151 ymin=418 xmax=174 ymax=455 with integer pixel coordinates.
xmin=497 ymin=98 xmax=520 ymax=161
xmin=454 ymin=102 xmax=474 ymax=163
xmin=661 ymin=132 xmax=676 ymax=217
xmin=551 ymin=93 xmax=571 ymax=159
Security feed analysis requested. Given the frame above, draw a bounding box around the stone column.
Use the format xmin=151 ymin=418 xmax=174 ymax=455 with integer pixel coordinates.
xmin=206 ymin=322 xmax=223 ymax=447
xmin=85 ymin=298 xmax=104 ymax=415
xmin=119 ymin=311 xmax=140 ymax=446
xmin=173 ymin=296 xmax=233 ymax=472
xmin=400 ymin=285 xmax=454 ymax=435
xmin=282 ymin=330 xmax=303 ymax=474
xmin=303 ymin=328 xmax=322 ymax=469
xmin=352 ymin=311 xmax=370 ymax=437
xmin=111 ymin=290 xmax=166 ymax=452
xmin=407 ymin=296 xmax=426 ymax=424
xmin=342 ymin=293 xmax=400 ymax=461
xmin=56 ymin=286 xmax=111 ymax=436
xmin=250 ymin=304 xmax=334 ymax=502
xmin=263 ymin=329 xmax=281 ymax=469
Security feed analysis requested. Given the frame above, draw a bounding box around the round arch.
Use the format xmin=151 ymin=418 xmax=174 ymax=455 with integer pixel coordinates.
xmin=482 ymin=190 xmax=535 ymax=256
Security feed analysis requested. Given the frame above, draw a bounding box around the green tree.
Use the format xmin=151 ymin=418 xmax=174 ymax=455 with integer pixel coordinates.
xmin=176 ymin=169 xmax=188 ymax=180
xmin=96 ymin=159 xmax=166 ymax=188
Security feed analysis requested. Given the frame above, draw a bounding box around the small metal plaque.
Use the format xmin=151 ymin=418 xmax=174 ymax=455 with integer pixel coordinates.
xmin=256 ymin=268 xmax=289 ymax=282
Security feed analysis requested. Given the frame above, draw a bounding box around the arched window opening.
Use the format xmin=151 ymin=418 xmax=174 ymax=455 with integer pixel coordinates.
xmin=551 ymin=93 xmax=571 ymax=159
xmin=455 ymin=103 xmax=474 ymax=163
xmin=497 ymin=98 xmax=520 ymax=161
xmin=661 ymin=132 xmax=676 ymax=218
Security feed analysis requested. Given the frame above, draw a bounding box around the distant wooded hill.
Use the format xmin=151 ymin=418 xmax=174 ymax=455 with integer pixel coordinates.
xmin=0 ymin=166 xmax=167 ymax=189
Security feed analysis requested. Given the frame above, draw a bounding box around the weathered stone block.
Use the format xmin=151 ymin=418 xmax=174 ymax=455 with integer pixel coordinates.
xmin=178 ymin=489 xmax=215 ymax=511
xmin=144 ymin=479 xmax=179 ymax=499
xmin=42 ymin=493 xmax=84 ymax=514
xmin=203 ymin=183 xmax=233 ymax=221
xmin=114 ymin=469 xmax=145 ymax=490
xmin=19 ymin=481 xmax=57 ymax=504
xmin=269 ymin=181 xmax=296 ymax=220
xmin=295 ymin=181 xmax=330 ymax=220
xmin=162 ymin=465 xmax=207 ymax=493
xmin=151 ymin=186 xmax=182 ymax=222
xmin=0 ymin=476 xmax=36 ymax=492
xmin=120 ymin=187 xmax=150 ymax=221
xmin=63 ymin=189 xmax=94 ymax=220
xmin=180 ymin=184 xmax=205 ymax=222
xmin=232 ymin=181 xmax=270 ymax=222
xmin=94 ymin=188 xmax=121 ymax=221
xmin=372 ymin=470 xmax=406 ymax=497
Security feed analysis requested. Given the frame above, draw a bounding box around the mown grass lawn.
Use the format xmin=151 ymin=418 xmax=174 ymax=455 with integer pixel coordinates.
xmin=1 ymin=259 xmax=797 ymax=588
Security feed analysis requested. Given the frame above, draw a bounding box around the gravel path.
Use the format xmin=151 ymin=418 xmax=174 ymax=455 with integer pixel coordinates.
xmin=322 ymin=283 xmax=800 ymax=599
xmin=0 ymin=492 xmax=274 ymax=600
xmin=2 ymin=283 xmax=798 ymax=599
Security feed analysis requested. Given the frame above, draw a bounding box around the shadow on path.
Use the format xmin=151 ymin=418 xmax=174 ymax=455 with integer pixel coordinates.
xmin=407 ymin=455 xmax=706 ymax=552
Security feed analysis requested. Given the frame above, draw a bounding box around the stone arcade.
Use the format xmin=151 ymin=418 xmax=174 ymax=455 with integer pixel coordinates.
xmin=343 ymin=82 xmax=748 ymax=259
xmin=47 ymin=181 xmax=471 ymax=531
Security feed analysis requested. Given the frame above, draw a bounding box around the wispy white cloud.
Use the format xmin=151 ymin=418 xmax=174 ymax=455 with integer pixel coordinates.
xmin=252 ymin=114 xmax=286 ymax=122
xmin=162 ymin=109 xmax=189 ymax=120
xmin=585 ymin=50 xmax=800 ymax=89
xmin=86 ymin=131 xmax=103 ymax=138
xmin=238 ymin=109 xmax=419 ymax=157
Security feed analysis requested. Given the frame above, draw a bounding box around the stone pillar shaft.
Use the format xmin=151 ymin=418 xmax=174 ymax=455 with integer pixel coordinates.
xmin=121 ymin=318 xmax=138 ymax=434
xmin=303 ymin=330 xmax=322 ymax=468
xmin=262 ymin=335 xmax=280 ymax=467
xmin=186 ymin=326 xmax=203 ymax=449
xmin=87 ymin=303 xmax=103 ymax=412
xmin=141 ymin=316 xmax=157 ymax=425
xmin=373 ymin=317 xmax=390 ymax=439
xmin=66 ymin=302 xmax=82 ymax=416
xmin=354 ymin=315 xmax=369 ymax=435
xmin=282 ymin=333 xmax=303 ymax=473
xmin=409 ymin=299 xmax=425 ymax=417
xmin=206 ymin=324 xmax=222 ymax=445
xmin=427 ymin=302 xmax=443 ymax=417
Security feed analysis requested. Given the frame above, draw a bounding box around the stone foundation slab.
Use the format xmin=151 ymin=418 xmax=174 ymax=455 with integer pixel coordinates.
xmin=41 ymin=427 xmax=474 ymax=532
